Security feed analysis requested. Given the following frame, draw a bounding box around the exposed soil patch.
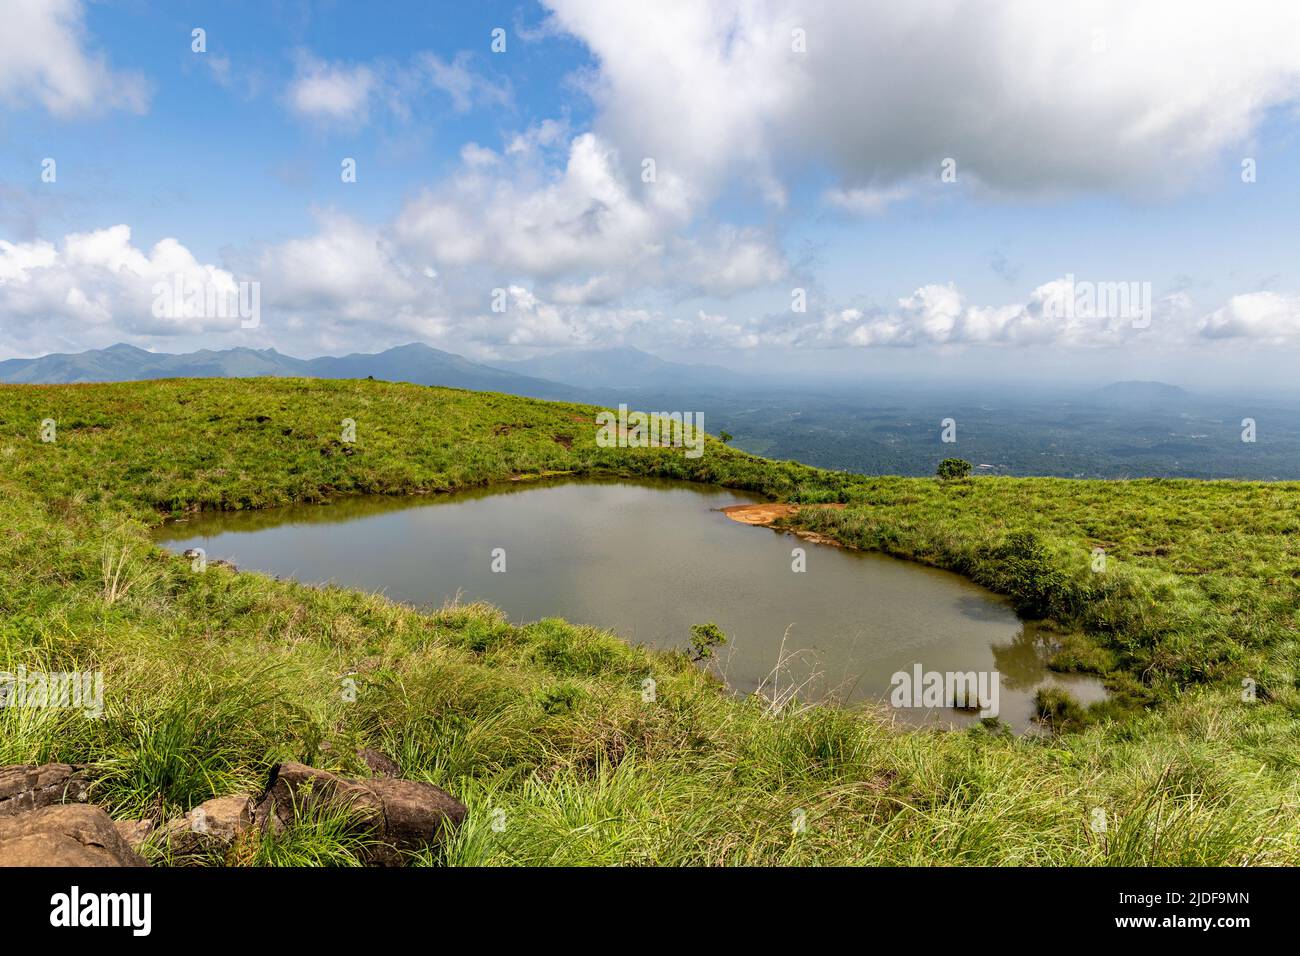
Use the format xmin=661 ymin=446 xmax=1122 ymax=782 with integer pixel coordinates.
xmin=720 ymin=502 xmax=847 ymax=547
xmin=720 ymin=503 xmax=801 ymax=525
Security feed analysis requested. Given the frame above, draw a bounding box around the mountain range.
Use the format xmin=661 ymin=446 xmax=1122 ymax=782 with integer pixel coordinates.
xmin=0 ymin=342 xmax=769 ymax=399
xmin=6 ymin=342 xmax=1293 ymax=479
xmin=0 ymin=342 xmax=587 ymax=400
xmin=1 ymin=345 xmax=1202 ymax=412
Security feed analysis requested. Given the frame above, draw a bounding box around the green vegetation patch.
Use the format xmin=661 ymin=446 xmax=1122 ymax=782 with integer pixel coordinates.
xmin=1 ymin=377 xmax=1297 ymax=865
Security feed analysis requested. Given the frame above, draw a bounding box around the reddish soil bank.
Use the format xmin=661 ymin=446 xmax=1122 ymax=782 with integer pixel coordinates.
xmin=720 ymin=502 xmax=847 ymax=546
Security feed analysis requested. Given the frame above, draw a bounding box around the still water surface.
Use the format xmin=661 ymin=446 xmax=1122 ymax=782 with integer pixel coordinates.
xmin=157 ymin=478 xmax=1106 ymax=730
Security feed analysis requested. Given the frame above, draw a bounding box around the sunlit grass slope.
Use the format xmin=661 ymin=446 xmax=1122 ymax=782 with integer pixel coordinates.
xmin=0 ymin=377 xmax=1296 ymax=864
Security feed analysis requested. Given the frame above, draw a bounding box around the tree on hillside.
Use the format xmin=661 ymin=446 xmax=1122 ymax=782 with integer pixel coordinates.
xmin=718 ymin=431 xmax=733 ymax=444
xmin=936 ymin=457 xmax=973 ymax=480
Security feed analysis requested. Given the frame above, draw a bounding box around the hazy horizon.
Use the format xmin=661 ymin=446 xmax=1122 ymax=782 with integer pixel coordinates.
xmin=9 ymin=338 xmax=1300 ymax=400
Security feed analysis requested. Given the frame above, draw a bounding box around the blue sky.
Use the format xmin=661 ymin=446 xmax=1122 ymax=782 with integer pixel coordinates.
xmin=3 ymin=1 xmax=1300 ymax=389
xmin=2 ymin=1 xmax=590 ymax=256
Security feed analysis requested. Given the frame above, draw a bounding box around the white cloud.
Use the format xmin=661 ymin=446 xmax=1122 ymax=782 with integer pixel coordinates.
xmin=734 ymin=278 xmax=1277 ymax=351
xmin=776 ymin=280 xmax=1150 ymax=349
xmin=390 ymin=129 xmax=789 ymax=305
xmin=0 ymin=225 xmax=255 ymax=355
xmin=506 ymin=119 xmax=569 ymax=156
xmin=286 ymin=54 xmax=377 ymax=124
xmin=675 ymin=227 xmax=788 ymax=296
xmin=396 ymin=132 xmax=669 ymax=276
xmin=824 ymin=186 xmax=911 ymax=216
xmin=543 ymin=0 xmax=1300 ymax=197
xmin=260 ymin=212 xmax=428 ymax=321
xmin=0 ymin=0 xmax=148 ymax=115
xmin=286 ymin=50 xmax=509 ymax=126
xmin=543 ymin=0 xmax=791 ymax=200
xmin=667 ymin=310 xmax=762 ymax=350
xmin=7 ymin=218 xmax=1300 ymax=361
xmin=1200 ymin=292 xmax=1300 ymax=341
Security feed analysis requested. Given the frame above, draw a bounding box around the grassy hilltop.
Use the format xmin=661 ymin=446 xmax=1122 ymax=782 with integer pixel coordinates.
xmin=1 ymin=376 xmax=1297 ymax=864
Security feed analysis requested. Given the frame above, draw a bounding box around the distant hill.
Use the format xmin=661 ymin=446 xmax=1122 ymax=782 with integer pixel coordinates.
xmin=488 ymin=346 xmax=747 ymax=391
xmin=0 ymin=342 xmax=585 ymax=401
xmin=0 ymin=343 xmax=297 ymax=383
xmin=299 ymin=344 xmax=583 ymax=399
xmin=1092 ymin=381 xmax=1190 ymax=404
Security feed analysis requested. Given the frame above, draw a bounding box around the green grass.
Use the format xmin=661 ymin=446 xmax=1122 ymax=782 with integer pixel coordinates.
xmin=0 ymin=376 xmax=1297 ymax=865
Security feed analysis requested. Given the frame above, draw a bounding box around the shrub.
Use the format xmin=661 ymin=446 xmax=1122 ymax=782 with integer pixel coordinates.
xmin=936 ymin=457 xmax=973 ymax=480
xmin=994 ymin=529 xmax=1067 ymax=618
xmin=688 ymin=622 xmax=727 ymax=662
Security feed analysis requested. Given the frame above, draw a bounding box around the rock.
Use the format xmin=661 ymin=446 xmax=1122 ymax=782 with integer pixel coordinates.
xmin=358 ymin=747 xmax=401 ymax=778
xmin=0 ymin=763 xmax=89 ymax=817
xmin=0 ymin=804 xmax=147 ymax=867
xmin=364 ymin=777 xmax=468 ymax=864
xmin=113 ymin=818 xmax=154 ymax=849
xmin=253 ymin=762 xmax=381 ymax=832
xmin=254 ymin=761 xmax=466 ymax=864
xmin=157 ymin=793 xmax=254 ymax=857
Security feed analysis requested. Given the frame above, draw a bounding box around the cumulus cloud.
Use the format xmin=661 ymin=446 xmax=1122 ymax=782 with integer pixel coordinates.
xmin=394 ymin=130 xmax=787 ymax=300
xmin=255 ymin=204 xmax=769 ymax=353
xmin=7 ymin=217 xmax=1300 ymax=361
xmin=395 ymin=132 xmax=676 ymax=276
xmin=0 ymin=0 xmax=148 ymax=115
xmin=0 ymin=225 xmax=258 ymax=355
xmin=260 ymin=212 xmax=432 ymax=321
xmin=223 ymin=210 xmax=1300 ymax=354
xmin=772 ymin=280 xmax=1152 ymax=349
xmin=543 ymin=0 xmax=1300 ymax=197
xmin=714 ymin=277 xmax=1250 ymax=351
xmin=1199 ymin=292 xmax=1300 ymax=341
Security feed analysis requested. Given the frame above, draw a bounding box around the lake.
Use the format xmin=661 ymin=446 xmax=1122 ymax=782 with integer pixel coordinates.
xmin=156 ymin=478 xmax=1107 ymax=730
